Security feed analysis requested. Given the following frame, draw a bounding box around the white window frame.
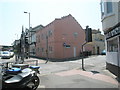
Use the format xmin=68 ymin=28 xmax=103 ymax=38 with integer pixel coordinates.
xmin=101 ymin=0 xmax=114 ymax=20
xmin=107 ymin=37 xmax=118 ymax=52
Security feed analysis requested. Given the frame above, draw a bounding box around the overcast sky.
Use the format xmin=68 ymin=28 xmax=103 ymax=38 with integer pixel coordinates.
xmin=0 ymin=0 xmax=102 ymax=46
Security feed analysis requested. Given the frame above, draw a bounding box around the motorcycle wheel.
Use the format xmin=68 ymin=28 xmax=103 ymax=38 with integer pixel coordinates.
xmin=27 ymin=76 xmax=40 ymax=90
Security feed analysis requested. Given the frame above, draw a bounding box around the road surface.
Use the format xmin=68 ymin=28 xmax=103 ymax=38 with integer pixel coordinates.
xmin=36 ymin=55 xmax=119 ymax=88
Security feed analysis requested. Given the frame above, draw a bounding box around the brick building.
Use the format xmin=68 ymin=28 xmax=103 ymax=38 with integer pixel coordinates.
xmin=36 ymin=14 xmax=85 ymax=60
xmin=29 ymin=25 xmax=44 ymax=56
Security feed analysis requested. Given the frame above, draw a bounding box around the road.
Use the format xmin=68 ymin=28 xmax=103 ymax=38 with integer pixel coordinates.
xmin=0 ymin=55 xmax=119 ymax=89
xmin=0 ymin=56 xmax=15 ymax=63
xmin=37 ymin=55 xmax=115 ymax=77
xmin=36 ymin=55 xmax=119 ymax=88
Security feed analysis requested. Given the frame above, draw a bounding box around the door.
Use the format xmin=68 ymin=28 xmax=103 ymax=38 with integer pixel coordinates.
xmin=73 ymin=47 xmax=76 ymax=57
xmin=97 ymin=46 xmax=100 ymax=55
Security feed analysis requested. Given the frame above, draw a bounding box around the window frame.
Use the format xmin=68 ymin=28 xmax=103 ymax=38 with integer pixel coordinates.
xmin=107 ymin=37 xmax=118 ymax=52
xmin=100 ymin=0 xmax=114 ymax=20
xmin=48 ymin=30 xmax=53 ymax=37
xmin=106 ymin=1 xmax=113 ymax=14
xmin=73 ymin=32 xmax=78 ymax=38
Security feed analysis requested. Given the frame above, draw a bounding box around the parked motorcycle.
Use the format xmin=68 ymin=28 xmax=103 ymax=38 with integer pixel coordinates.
xmin=1 ymin=63 xmax=40 ymax=90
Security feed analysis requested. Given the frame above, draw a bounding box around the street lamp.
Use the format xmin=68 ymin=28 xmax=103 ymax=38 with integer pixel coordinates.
xmin=24 ymin=12 xmax=30 ymax=30
xmin=24 ymin=11 xmax=31 ymax=58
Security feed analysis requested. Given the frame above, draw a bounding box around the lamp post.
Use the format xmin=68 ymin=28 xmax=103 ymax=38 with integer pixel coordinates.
xmin=24 ymin=12 xmax=30 ymax=29
xmin=24 ymin=11 xmax=31 ymax=58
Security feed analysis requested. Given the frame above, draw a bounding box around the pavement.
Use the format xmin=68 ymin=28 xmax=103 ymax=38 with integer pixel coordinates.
xmin=55 ymin=69 xmax=118 ymax=85
xmin=23 ymin=55 xmax=120 ymax=88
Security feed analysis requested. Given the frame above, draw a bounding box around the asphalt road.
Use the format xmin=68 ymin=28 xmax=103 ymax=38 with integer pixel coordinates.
xmin=0 ymin=55 xmax=119 ymax=89
xmin=0 ymin=56 xmax=15 ymax=63
xmin=38 ymin=55 xmax=115 ymax=77
xmin=37 ymin=55 xmax=119 ymax=88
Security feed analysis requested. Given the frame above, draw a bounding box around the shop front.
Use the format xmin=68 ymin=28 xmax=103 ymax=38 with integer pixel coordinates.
xmin=105 ymin=23 xmax=120 ymax=77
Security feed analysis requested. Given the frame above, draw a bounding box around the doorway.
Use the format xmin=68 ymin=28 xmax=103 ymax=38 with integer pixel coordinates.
xmin=97 ymin=46 xmax=100 ymax=55
xmin=73 ymin=47 xmax=76 ymax=57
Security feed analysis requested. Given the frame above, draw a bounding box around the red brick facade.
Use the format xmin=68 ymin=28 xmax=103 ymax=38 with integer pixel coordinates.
xmin=36 ymin=14 xmax=85 ymax=59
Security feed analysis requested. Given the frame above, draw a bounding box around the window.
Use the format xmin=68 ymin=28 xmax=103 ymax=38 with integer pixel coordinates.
xmin=41 ymin=34 xmax=44 ymax=40
xmin=48 ymin=30 xmax=52 ymax=37
xmin=74 ymin=32 xmax=78 ymax=38
xmin=100 ymin=0 xmax=113 ymax=18
xmin=107 ymin=38 xmax=118 ymax=52
xmin=36 ymin=35 xmax=40 ymax=43
xmin=49 ymin=46 xmax=53 ymax=53
xmin=42 ymin=48 xmax=44 ymax=52
xmin=106 ymin=1 xmax=113 ymax=14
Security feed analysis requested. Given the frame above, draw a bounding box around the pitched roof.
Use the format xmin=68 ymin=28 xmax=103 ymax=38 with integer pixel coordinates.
xmin=44 ymin=14 xmax=83 ymax=29
xmin=32 ymin=24 xmax=44 ymax=31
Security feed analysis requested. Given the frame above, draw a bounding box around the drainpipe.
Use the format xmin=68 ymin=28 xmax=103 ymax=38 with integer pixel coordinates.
xmin=45 ymin=35 xmax=49 ymax=64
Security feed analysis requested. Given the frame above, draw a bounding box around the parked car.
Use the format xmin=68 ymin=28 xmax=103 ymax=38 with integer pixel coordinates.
xmin=1 ymin=51 xmax=11 ymax=59
xmin=9 ymin=50 xmax=14 ymax=57
xmin=101 ymin=50 xmax=106 ymax=55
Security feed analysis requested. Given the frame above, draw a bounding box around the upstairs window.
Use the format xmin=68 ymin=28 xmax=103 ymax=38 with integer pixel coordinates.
xmin=48 ymin=30 xmax=53 ymax=37
xmin=41 ymin=34 xmax=44 ymax=40
xmin=106 ymin=1 xmax=113 ymax=14
xmin=100 ymin=0 xmax=113 ymax=18
xmin=74 ymin=32 xmax=78 ymax=38
xmin=42 ymin=48 xmax=44 ymax=52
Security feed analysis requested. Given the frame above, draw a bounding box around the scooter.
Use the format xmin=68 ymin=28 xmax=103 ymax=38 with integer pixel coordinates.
xmin=2 ymin=63 xmax=40 ymax=90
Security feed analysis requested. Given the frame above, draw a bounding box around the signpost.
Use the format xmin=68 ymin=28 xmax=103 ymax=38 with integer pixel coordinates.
xmin=81 ymin=26 xmax=92 ymax=70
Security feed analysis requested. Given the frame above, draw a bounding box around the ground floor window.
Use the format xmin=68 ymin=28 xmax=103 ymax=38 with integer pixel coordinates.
xmin=107 ymin=37 xmax=118 ymax=52
xmin=49 ymin=46 xmax=53 ymax=53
